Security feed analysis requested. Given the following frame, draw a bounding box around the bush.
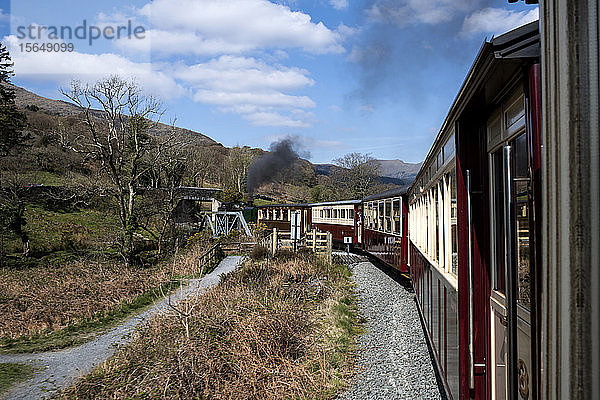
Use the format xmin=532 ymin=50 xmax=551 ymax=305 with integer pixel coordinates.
xmin=274 ymin=248 xmax=295 ymax=262
xmin=250 ymin=245 xmax=268 ymax=261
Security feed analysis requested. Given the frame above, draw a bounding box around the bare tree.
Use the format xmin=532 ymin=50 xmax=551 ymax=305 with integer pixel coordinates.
xmin=223 ymin=146 xmax=254 ymax=194
xmin=332 ymin=152 xmax=381 ymax=199
xmin=184 ymin=146 xmax=222 ymax=188
xmin=60 ymin=76 xmax=176 ymax=262
xmin=151 ymin=138 xmax=189 ymax=256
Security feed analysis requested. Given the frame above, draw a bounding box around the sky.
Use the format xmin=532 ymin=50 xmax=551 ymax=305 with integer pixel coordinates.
xmin=0 ymin=0 xmax=538 ymax=164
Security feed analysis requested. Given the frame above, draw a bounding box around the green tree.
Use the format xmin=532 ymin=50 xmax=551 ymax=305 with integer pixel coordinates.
xmin=0 ymin=42 xmax=28 ymax=157
xmin=0 ymin=43 xmax=29 ymax=263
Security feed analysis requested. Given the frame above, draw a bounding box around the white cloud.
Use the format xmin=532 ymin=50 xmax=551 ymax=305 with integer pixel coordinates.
xmin=245 ymin=111 xmax=310 ymax=128
xmin=3 ymin=0 xmax=338 ymax=129
xmin=2 ymin=35 xmax=184 ymax=98
xmin=171 ymin=55 xmax=315 ymax=127
xmin=126 ymin=0 xmax=345 ymax=56
xmin=329 ymin=0 xmax=349 ymax=11
xmin=461 ymin=7 xmax=539 ymax=37
xmin=193 ymin=90 xmax=315 ymax=109
xmin=173 ymin=56 xmax=313 ymax=92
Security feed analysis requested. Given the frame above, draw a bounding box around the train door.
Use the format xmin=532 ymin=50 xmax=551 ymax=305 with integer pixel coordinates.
xmin=488 ymin=89 xmax=535 ymax=400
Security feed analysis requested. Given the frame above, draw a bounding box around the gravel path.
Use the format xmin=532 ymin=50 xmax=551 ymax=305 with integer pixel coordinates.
xmin=339 ymin=261 xmax=442 ymax=400
xmin=0 ymin=256 xmax=245 ymax=400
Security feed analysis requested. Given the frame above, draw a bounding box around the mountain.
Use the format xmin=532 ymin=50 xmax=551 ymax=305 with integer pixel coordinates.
xmin=10 ymin=84 xmax=220 ymax=147
xmin=376 ymin=159 xmax=422 ymax=181
xmin=314 ymin=159 xmax=422 ymax=188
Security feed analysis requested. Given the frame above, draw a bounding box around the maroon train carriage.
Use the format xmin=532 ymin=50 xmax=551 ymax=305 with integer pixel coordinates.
xmin=361 ymin=188 xmax=409 ymax=273
xmin=309 ymin=200 xmax=362 ymax=246
xmin=256 ymin=203 xmax=311 ymax=235
xmin=407 ymin=21 xmax=542 ymax=400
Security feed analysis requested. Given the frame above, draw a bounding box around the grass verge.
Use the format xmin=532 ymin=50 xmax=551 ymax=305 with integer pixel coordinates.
xmin=0 ymin=363 xmax=34 ymax=396
xmin=0 ymin=238 xmax=215 ymax=352
xmin=62 ymin=253 xmax=362 ymax=399
xmin=0 ymin=280 xmax=180 ymax=354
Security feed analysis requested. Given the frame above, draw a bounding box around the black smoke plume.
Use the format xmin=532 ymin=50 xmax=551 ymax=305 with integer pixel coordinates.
xmin=247 ymin=138 xmax=302 ymax=193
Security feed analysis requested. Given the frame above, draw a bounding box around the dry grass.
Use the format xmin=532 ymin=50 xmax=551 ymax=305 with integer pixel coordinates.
xmin=63 ymin=254 xmax=360 ymax=400
xmin=0 ymin=240 xmax=213 ymax=343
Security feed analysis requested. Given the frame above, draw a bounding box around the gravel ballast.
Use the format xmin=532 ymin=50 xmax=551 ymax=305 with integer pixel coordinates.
xmin=339 ymin=261 xmax=442 ymax=400
xmin=0 ymin=256 xmax=245 ymax=400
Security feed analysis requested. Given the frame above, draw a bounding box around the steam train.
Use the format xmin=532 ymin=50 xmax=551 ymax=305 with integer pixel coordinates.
xmin=258 ymin=15 xmax=600 ymax=400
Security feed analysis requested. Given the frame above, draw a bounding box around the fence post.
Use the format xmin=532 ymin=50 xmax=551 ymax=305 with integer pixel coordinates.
xmin=312 ymin=229 xmax=317 ymax=252
xmin=272 ymin=228 xmax=278 ymax=256
xmin=326 ymin=232 xmax=332 ymax=264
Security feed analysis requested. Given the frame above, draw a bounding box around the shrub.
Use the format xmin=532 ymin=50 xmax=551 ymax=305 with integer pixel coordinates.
xmin=249 ymin=245 xmax=268 ymax=261
xmin=274 ymin=248 xmax=295 ymax=262
xmin=63 ymin=257 xmax=360 ymax=400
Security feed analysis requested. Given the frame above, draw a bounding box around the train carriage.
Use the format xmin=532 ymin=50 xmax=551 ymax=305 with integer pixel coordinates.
xmin=256 ymin=203 xmax=311 ymax=235
xmin=310 ymin=200 xmax=362 ymax=245
xmin=361 ymin=188 xmax=409 ymax=273
xmin=407 ymin=21 xmax=542 ymax=400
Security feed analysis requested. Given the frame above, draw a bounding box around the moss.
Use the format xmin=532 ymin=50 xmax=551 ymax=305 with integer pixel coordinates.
xmin=0 ymin=363 xmax=34 ymax=395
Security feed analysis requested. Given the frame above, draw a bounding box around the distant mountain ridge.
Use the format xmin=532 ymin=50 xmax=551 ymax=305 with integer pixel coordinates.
xmin=376 ymin=159 xmax=422 ymax=181
xmin=314 ymin=159 xmax=422 ymax=188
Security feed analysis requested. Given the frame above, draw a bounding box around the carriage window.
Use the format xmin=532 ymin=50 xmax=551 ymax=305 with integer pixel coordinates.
xmin=393 ymin=199 xmax=401 ymax=235
xmin=450 ymin=168 xmax=458 ymax=276
xmin=349 ymin=209 xmax=354 ymax=219
xmin=513 ymin=133 xmax=531 ymax=309
xmin=444 ymin=134 xmax=455 ymax=163
xmin=491 ymin=149 xmax=506 ymax=293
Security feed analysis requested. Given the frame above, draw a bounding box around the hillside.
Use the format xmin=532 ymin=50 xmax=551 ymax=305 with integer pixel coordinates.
xmin=11 ymin=84 xmax=220 ymax=147
xmin=7 ymin=83 xmax=421 ymax=202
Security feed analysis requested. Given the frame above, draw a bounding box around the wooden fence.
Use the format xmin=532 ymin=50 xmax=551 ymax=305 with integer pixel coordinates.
xmin=260 ymin=228 xmax=332 ymax=264
xmin=198 ymin=243 xmax=223 ymax=275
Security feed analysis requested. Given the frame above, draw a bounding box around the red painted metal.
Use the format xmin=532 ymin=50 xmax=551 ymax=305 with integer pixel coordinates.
xmin=312 ymin=222 xmax=358 ymax=243
xmin=456 ymin=113 xmax=492 ymax=400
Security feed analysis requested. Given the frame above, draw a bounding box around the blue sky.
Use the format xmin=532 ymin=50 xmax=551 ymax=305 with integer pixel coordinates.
xmin=0 ymin=0 xmax=538 ymax=164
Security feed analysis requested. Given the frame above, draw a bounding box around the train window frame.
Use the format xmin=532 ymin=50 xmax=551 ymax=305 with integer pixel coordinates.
xmin=487 ymin=87 xmax=527 ymax=294
xmin=487 ymin=86 xmax=525 ymax=152
xmin=408 ymin=127 xmax=458 ymax=287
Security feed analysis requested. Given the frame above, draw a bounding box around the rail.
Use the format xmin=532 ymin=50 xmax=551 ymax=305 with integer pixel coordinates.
xmin=197 ymin=243 xmax=223 ymax=275
xmin=220 ymin=241 xmax=257 ymax=254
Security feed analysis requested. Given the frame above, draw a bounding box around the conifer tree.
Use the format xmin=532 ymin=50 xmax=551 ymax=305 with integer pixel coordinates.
xmin=0 ymin=42 xmax=28 ymax=157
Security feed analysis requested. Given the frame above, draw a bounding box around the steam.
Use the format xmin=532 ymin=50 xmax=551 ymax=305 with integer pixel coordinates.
xmin=247 ymin=138 xmax=304 ymax=193
xmin=351 ymin=0 xmax=496 ymax=106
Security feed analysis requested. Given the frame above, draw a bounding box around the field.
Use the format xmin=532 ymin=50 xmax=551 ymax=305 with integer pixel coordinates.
xmin=62 ymin=252 xmax=361 ymax=399
xmin=0 ymin=233 xmax=215 ymax=353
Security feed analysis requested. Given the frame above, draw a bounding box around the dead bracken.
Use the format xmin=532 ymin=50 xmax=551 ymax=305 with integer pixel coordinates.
xmin=62 ymin=254 xmax=361 ymax=400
